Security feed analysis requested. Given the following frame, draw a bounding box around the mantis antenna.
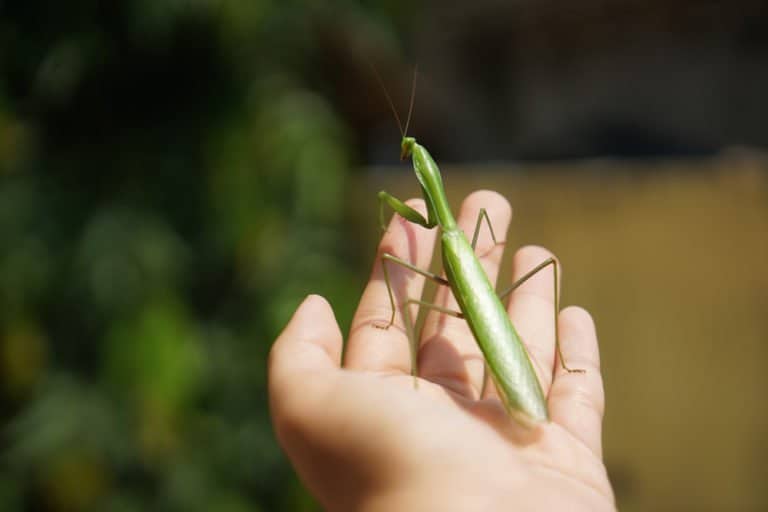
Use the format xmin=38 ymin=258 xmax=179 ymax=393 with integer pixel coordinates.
xmin=403 ymin=65 xmax=418 ymax=137
xmin=368 ymin=63 xmax=419 ymax=139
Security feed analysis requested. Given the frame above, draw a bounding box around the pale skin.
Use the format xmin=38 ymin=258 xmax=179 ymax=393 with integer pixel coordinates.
xmin=269 ymin=190 xmax=615 ymax=511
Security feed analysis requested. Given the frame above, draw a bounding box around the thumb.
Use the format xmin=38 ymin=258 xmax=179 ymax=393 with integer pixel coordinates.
xmin=268 ymin=294 xmax=343 ymax=415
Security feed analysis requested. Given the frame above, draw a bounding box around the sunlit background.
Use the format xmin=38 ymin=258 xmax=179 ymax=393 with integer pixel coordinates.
xmin=2 ymin=2 xmax=767 ymax=511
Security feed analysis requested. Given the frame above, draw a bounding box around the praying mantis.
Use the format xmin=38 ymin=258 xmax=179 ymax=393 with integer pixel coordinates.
xmin=373 ymin=69 xmax=584 ymax=425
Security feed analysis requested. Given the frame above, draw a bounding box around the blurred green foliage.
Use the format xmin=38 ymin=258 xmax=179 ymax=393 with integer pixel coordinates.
xmin=0 ymin=1 xmax=396 ymax=510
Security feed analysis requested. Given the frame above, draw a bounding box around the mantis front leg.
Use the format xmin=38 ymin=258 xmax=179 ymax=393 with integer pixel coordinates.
xmin=378 ymin=191 xmax=437 ymax=231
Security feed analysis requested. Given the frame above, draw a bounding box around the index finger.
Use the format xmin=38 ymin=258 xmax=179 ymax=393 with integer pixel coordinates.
xmin=344 ymin=199 xmax=438 ymax=375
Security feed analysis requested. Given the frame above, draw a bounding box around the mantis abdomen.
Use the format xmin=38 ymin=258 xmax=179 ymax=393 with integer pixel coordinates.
xmin=442 ymin=229 xmax=548 ymax=423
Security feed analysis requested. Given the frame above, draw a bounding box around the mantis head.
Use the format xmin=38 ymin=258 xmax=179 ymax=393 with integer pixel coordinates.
xmin=400 ymin=137 xmax=416 ymax=161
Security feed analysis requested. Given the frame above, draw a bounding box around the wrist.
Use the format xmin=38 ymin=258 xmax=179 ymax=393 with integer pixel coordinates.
xmin=358 ymin=471 xmax=615 ymax=512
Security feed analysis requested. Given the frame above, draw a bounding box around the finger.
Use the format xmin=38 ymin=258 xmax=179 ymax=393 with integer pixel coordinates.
xmin=419 ymin=190 xmax=511 ymax=398
xmin=495 ymin=245 xmax=559 ymax=398
xmin=345 ymin=199 xmax=438 ymax=374
xmin=548 ymin=306 xmax=605 ymax=458
xmin=269 ymin=295 xmax=343 ymax=422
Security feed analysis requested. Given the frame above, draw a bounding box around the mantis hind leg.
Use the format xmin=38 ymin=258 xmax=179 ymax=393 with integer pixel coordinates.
xmin=470 ymin=211 xmax=583 ymax=387
xmin=498 ymin=258 xmax=585 ymax=374
xmin=377 ymin=253 xmax=461 ymax=382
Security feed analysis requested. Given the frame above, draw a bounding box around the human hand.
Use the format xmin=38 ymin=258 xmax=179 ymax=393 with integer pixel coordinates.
xmin=269 ymin=190 xmax=615 ymax=511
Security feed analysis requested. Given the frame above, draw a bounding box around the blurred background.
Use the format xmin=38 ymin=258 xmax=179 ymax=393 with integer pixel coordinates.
xmin=1 ymin=1 xmax=767 ymax=511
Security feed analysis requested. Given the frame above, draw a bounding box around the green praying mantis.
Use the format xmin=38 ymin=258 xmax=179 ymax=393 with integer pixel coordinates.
xmin=373 ymin=68 xmax=584 ymax=426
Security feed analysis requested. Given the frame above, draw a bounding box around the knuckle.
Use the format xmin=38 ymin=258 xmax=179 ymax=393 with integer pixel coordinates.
xmin=516 ymin=245 xmax=555 ymax=262
xmin=352 ymin=305 xmax=408 ymax=334
xmin=553 ymin=372 xmax=606 ymax=418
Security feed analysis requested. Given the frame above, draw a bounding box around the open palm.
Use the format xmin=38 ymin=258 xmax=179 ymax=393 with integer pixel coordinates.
xmin=269 ymin=191 xmax=615 ymax=511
